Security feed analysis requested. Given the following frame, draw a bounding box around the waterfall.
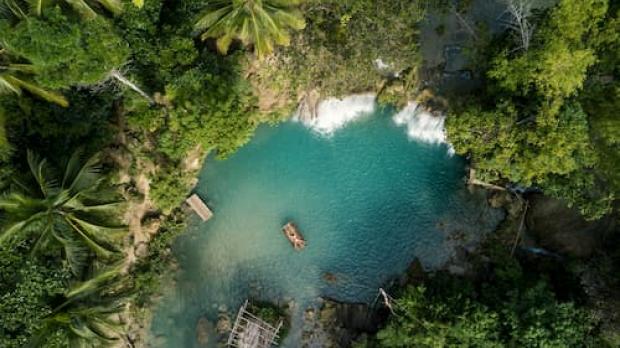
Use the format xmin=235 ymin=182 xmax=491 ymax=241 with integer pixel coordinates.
xmin=297 ymin=93 xmax=376 ymax=135
xmin=298 ymin=95 xmax=454 ymax=155
xmin=393 ymin=102 xmax=454 ymax=155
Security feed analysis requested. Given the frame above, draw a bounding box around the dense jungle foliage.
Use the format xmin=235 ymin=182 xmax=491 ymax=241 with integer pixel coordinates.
xmin=446 ymin=0 xmax=620 ymax=219
xmin=0 ymin=0 xmax=617 ymax=346
xmin=372 ymin=240 xmax=605 ymax=347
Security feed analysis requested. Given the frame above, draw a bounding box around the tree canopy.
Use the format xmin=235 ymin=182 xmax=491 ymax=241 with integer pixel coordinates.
xmin=0 ymin=8 xmax=129 ymax=90
xmin=447 ymin=0 xmax=617 ymax=219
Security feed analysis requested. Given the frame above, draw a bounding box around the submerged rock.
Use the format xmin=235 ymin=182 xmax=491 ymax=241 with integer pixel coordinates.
xmin=399 ymin=258 xmax=426 ymax=286
xmin=216 ymin=312 xmax=232 ymax=334
xmin=322 ymin=272 xmax=338 ymax=284
xmin=195 ymin=317 xmax=213 ymax=346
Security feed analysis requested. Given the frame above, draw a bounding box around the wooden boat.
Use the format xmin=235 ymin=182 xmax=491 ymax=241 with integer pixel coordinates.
xmin=282 ymin=222 xmax=306 ymax=250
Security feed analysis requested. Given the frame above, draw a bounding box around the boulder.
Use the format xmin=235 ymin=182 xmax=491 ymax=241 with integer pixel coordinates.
xmin=297 ymin=89 xmax=321 ymax=123
xmin=216 ymin=313 xmax=232 ymax=334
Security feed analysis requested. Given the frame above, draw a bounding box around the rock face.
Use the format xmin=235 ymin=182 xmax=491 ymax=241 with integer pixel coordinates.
xmin=526 ymin=194 xmax=615 ymax=258
xmin=297 ymin=89 xmax=321 ymax=123
xmin=301 ymin=298 xmax=389 ymax=347
xmin=327 ymin=300 xmax=381 ymax=333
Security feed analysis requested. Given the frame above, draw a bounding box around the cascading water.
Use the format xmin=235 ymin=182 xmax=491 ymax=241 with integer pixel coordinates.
xmin=393 ymin=101 xmax=455 ymax=155
xmin=296 ymin=93 xmax=376 ymax=134
xmin=300 ymin=95 xmax=454 ymax=155
xmin=149 ymin=97 xmax=503 ymax=348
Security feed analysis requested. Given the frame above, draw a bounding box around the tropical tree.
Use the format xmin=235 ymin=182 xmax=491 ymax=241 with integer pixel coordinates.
xmin=29 ymin=265 xmax=132 ymax=348
xmin=0 ymin=150 xmax=125 ymax=274
xmin=195 ymin=0 xmax=306 ymax=59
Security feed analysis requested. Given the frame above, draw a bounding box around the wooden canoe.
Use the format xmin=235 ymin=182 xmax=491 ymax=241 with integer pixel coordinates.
xmin=282 ymin=222 xmax=306 ymax=250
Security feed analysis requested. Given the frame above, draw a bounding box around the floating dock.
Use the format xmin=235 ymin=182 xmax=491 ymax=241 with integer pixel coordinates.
xmin=282 ymin=222 xmax=306 ymax=250
xmin=186 ymin=193 xmax=213 ymax=221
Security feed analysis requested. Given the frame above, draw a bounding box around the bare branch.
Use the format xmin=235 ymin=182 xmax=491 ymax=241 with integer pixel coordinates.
xmin=500 ymin=0 xmax=535 ymax=51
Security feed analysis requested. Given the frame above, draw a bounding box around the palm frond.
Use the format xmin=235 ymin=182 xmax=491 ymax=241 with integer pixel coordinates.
xmin=4 ymin=75 xmax=69 ymax=107
xmin=54 ymin=231 xmax=90 ymax=274
xmin=66 ymin=152 xmax=103 ymax=195
xmin=26 ymin=149 xmax=58 ymax=197
xmin=64 ymin=0 xmax=97 ymax=19
xmin=68 ymin=213 xmax=126 ymax=243
xmin=64 ymin=199 xmax=124 ymax=214
xmin=0 ymin=0 xmax=28 ymax=20
xmin=0 ymin=75 xmax=21 ymax=95
xmin=195 ymin=5 xmax=232 ymax=30
xmin=66 ymin=264 xmax=123 ymax=298
xmin=27 ymin=0 xmax=41 ymax=16
xmin=4 ymin=63 xmax=37 ymax=73
xmin=0 ymin=210 xmax=45 ymax=244
xmin=95 ymin=0 xmax=122 ymax=15
xmin=64 ymin=216 xmax=117 ymax=258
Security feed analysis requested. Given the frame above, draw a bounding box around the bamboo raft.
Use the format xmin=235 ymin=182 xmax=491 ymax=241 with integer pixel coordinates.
xmin=282 ymin=222 xmax=306 ymax=250
xmin=186 ymin=193 xmax=213 ymax=221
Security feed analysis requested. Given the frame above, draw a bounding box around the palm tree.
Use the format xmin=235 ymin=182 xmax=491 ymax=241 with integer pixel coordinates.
xmin=195 ymin=0 xmax=306 ymax=59
xmin=0 ymin=150 xmax=126 ymax=273
xmin=29 ymin=265 xmax=132 ymax=348
xmin=0 ymin=49 xmax=69 ymax=107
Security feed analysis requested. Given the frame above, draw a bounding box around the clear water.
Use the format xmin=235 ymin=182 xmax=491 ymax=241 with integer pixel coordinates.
xmin=149 ymin=105 xmax=502 ymax=347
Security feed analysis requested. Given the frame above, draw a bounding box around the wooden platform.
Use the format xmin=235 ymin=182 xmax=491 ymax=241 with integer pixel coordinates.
xmin=186 ymin=193 xmax=213 ymax=221
xmin=228 ymin=300 xmax=282 ymax=348
xmin=282 ymin=222 xmax=306 ymax=250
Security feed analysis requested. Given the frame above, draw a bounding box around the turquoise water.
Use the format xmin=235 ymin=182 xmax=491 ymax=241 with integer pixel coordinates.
xmin=149 ymin=106 xmax=502 ymax=347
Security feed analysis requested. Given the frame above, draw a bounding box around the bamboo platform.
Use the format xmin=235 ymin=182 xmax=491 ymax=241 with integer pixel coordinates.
xmin=282 ymin=222 xmax=306 ymax=250
xmin=186 ymin=193 xmax=213 ymax=221
xmin=228 ymin=300 xmax=282 ymax=348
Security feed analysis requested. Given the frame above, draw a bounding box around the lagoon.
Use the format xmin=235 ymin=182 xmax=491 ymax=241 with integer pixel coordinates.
xmin=149 ymin=98 xmax=502 ymax=347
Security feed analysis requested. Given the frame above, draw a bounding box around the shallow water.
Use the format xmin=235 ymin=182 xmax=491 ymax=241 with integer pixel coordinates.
xmin=149 ymin=103 xmax=502 ymax=347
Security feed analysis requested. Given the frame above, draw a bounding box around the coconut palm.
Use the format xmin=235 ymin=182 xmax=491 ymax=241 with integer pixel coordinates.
xmin=195 ymin=0 xmax=306 ymax=59
xmin=29 ymin=265 xmax=132 ymax=348
xmin=0 ymin=150 xmax=125 ymax=273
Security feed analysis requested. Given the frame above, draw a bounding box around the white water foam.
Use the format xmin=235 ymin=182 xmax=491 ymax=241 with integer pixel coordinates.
xmin=298 ymin=95 xmax=454 ymax=155
xmin=393 ymin=102 xmax=455 ymax=155
xmin=299 ymin=93 xmax=376 ymax=135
